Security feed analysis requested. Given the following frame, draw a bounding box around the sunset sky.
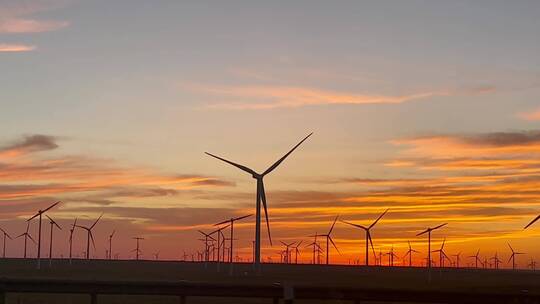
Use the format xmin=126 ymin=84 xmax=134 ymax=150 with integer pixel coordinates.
xmin=1 ymin=0 xmax=540 ymax=267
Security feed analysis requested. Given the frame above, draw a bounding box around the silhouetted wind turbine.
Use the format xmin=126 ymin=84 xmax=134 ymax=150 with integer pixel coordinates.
xmin=215 ymin=214 xmax=252 ymax=265
xmin=108 ymin=230 xmax=115 ymax=260
xmin=432 ymin=238 xmax=450 ymax=268
xmin=384 ymin=245 xmax=398 ymax=266
xmin=312 ymin=215 xmax=340 ymax=265
xmin=133 ymin=237 xmax=144 ymax=260
xmin=16 ymin=222 xmax=36 ymax=258
xmin=508 ymin=243 xmax=525 ymax=270
xmin=75 ymin=213 xmax=103 ymax=259
xmin=469 ymin=249 xmax=481 ymax=268
xmin=416 ymin=223 xmax=447 ymax=269
xmin=524 ymin=215 xmax=540 ymax=229
xmin=46 ymin=215 xmax=61 ymax=266
xmin=68 ymin=218 xmax=77 ymax=264
xmin=0 ymin=228 xmax=12 ymax=258
xmin=280 ymin=241 xmax=295 ymax=264
xmin=403 ymin=241 xmax=420 ymax=267
xmin=340 ymin=209 xmax=388 ymax=266
xmin=452 ymin=252 xmax=462 ymax=268
xmin=27 ymin=201 xmax=60 ymax=268
xmin=293 ymin=241 xmax=303 ymax=264
xmin=206 ymin=133 xmax=313 ymax=267
xmin=198 ymin=230 xmax=215 ymax=262
xmin=491 ymin=252 xmax=502 ymax=270
xmin=306 ymin=233 xmax=319 ymax=264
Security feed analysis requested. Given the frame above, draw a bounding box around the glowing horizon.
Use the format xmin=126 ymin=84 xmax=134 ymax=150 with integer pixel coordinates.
xmin=1 ymin=1 xmax=540 ymax=269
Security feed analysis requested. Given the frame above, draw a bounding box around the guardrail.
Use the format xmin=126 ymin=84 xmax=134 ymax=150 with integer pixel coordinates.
xmin=0 ymin=278 xmax=538 ymax=304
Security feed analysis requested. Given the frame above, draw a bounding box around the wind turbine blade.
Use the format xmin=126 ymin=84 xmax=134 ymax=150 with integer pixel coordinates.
xmin=42 ymin=201 xmax=61 ymax=213
xmin=72 ymin=218 xmax=78 ymax=227
xmin=90 ymin=213 xmax=103 ymax=229
xmin=27 ymin=234 xmax=36 ymax=244
xmin=368 ymin=233 xmax=376 ymax=258
xmin=507 ymin=243 xmax=514 ymax=253
xmin=524 ymin=215 xmax=540 ymax=229
xmin=369 ymin=208 xmax=389 ymax=229
xmin=233 ymin=214 xmax=253 ymax=222
xmin=260 ymin=181 xmax=272 ymax=246
xmin=432 ymin=223 xmax=448 ymax=231
xmin=27 ymin=212 xmax=40 ymax=221
xmin=416 ymin=228 xmax=429 ymax=236
xmin=262 ymin=133 xmax=313 ymax=176
xmin=328 ymin=236 xmax=341 ymax=254
xmin=111 ymin=230 xmax=116 ymax=237
xmin=296 ymin=240 xmax=303 ymax=248
xmin=280 ymin=241 xmax=287 ymax=246
xmin=340 ymin=220 xmax=366 ymax=230
xmin=16 ymin=233 xmax=25 ymax=239
xmin=441 ymin=238 xmax=446 ymax=249
xmin=90 ymin=232 xmax=96 ymax=249
xmin=328 ymin=215 xmax=339 ymax=235
xmin=508 ymin=255 xmax=513 ymax=263
xmin=205 ymin=152 xmax=257 ymax=176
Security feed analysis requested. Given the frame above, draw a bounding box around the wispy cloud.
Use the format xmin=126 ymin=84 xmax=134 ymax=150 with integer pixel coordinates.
xmin=0 ymin=134 xmax=58 ymax=158
xmin=186 ymin=83 xmax=447 ymax=110
xmin=0 ymin=43 xmax=35 ymax=52
xmin=0 ymin=18 xmax=68 ymax=33
xmin=517 ymin=108 xmax=540 ymax=121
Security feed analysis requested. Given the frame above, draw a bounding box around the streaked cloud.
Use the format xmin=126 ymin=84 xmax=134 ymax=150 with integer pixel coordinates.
xmin=186 ymin=83 xmax=447 ymax=110
xmin=0 ymin=134 xmax=58 ymax=158
xmin=518 ymin=108 xmax=540 ymax=121
xmin=0 ymin=18 xmax=68 ymax=33
xmin=0 ymin=43 xmax=35 ymax=52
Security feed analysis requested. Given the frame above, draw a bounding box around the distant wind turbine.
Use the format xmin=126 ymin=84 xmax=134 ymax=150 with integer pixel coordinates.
xmin=206 ymin=133 xmax=313 ymax=267
xmin=416 ymin=223 xmax=447 ymax=269
xmin=46 ymin=215 xmax=62 ymax=266
xmin=432 ymin=238 xmax=450 ymax=268
xmin=75 ymin=213 xmax=103 ymax=259
xmin=108 ymin=230 xmax=116 ymax=260
xmin=16 ymin=222 xmax=36 ymax=258
xmin=403 ymin=241 xmax=420 ymax=267
xmin=27 ymin=201 xmax=61 ymax=268
xmin=491 ymin=252 xmax=502 ymax=270
xmin=280 ymin=241 xmax=296 ymax=264
xmin=508 ymin=243 xmax=525 ymax=270
xmin=68 ymin=218 xmax=77 ymax=264
xmin=0 ymin=228 xmax=12 ymax=258
xmin=133 ymin=237 xmax=144 ymax=260
xmin=293 ymin=241 xmax=303 ymax=264
xmin=340 ymin=209 xmax=389 ymax=266
xmin=452 ymin=252 xmax=462 ymax=268
xmin=215 ymin=214 xmax=252 ymax=265
xmin=312 ymin=215 xmax=340 ymax=265
xmin=469 ymin=249 xmax=481 ymax=268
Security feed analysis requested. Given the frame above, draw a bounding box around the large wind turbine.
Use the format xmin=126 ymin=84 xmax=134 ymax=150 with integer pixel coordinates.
xmin=75 ymin=213 xmax=103 ymax=259
xmin=206 ymin=133 xmax=313 ymax=267
xmin=340 ymin=209 xmax=389 ymax=266
xmin=46 ymin=215 xmax=61 ymax=266
xmin=16 ymin=222 xmax=36 ymax=258
xmin=0 ymin=228 xmax=12 ymax=258
xmin=27 ymin=201 xmax=61 ymax=269
xmin=416 ymin=223 xmax=447 ymax=269
xmin=280 ymin=241 xmax=296 ymax=264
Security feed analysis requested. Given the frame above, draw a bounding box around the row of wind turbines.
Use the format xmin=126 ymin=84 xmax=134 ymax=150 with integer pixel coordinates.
xmin=2 ymin=132 xmax=540 ymax=271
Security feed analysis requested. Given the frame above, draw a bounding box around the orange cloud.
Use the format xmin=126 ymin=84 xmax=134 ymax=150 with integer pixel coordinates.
xmin=0 ymin=18 xmax=68 ymax=33
xmin=186 ymin=83 xmax=447 ymax=109
xmin=0 ymin=44 xmax=35 ymax=52
xmin=518 ymin=108 xmax=540 ymax=121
